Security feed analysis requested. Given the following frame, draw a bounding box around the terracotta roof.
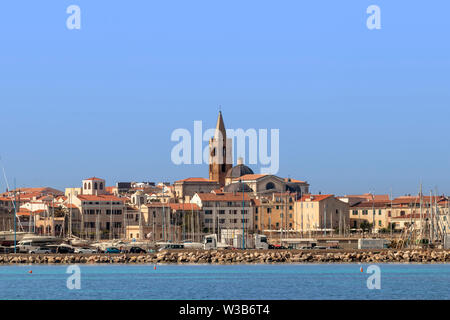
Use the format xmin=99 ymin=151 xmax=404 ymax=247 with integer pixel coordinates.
xmin=392 ymin=196 xmax=445 ymax=205
xmin=351 ymin=201 xmax=391 ymax=208
xmin=84 ymin=177 xmax=104 ymax=181
xmin=233 ymin=174 xmax=267 ymax=181
xmin=345 ymin=194 xmax=390 ymax=201
xmin=145 ymin=203 xmax=167 ymax=208
xmin=63 ymin=203 xmax=78 ymax=209
xmin=298 ymin=194 xmax=334 ymax=202
xmin=77 ymin=195 xmax=125 ymax=202
xmin=196 ymin=192 xmax=251 ymax=202
xmin=169 ymin=203 xmax=200 ymax=211
xmin=175 ymin=177 xmax=217 ymax=183
xmin=284 ymin=178 xmax=306 ymax=183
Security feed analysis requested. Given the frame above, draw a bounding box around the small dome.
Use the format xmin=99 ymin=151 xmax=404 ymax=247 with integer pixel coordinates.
xmin=226 ymin=164 xmax=254 ymax=179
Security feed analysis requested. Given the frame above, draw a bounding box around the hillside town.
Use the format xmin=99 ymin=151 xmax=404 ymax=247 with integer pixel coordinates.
xmin=0 ymin=112 xmax=449 ymax=251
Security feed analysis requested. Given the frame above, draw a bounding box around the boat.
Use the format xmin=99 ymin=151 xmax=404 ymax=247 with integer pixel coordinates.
xmin=0 ymin=231 xmax=33 ymax=246
xmin=16 ymin=234 xmax=62 ymax=253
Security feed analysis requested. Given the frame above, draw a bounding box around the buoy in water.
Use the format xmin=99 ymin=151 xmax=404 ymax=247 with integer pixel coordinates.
xmin=28 ymin=270 xmax=33 ymax=274
xmin=360 ymin=267 xmax=363 ymax=273
xmin=154 ymin=265 xmax=157 ymax=270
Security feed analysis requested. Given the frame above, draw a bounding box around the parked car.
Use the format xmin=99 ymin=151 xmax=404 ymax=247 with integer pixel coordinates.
xmin=74 ymin=247 xmax=97 ymax=254
xmin=127 ymin=247 xmax=147 ymax=254
xmin=158 ymin=244 xmax=184 ymax=252
xmin=105 ymin=247 xmax=121 ymax=254
xmin=29 ymin=247 xmax=53 ymax=254
xmin=0 ymin=246 xmax=13 ymax=254
xmin=55 ymin=246 xmax=75 ymax=254
xmin=268 ymin=244 xmax=286 ymax=250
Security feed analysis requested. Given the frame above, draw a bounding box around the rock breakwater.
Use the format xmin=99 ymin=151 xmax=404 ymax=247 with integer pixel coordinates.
xmin=1 ymin=249 xmax=449 ymax=264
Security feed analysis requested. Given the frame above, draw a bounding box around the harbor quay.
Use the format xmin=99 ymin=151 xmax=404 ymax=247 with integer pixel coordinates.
xmin=1 ymin=249 xmax=450 ymax=265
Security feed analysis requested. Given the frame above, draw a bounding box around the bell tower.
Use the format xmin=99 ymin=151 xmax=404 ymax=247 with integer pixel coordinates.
xmin=209 ymin=111 xmax=232 ymax=186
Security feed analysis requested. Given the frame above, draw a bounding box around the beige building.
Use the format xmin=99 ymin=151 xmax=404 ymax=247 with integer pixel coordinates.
xmin=173 ymin=178 xmax=220 ymax=202
xmin=253 ymin=193 xmax=297 ymax=234
xmin=64 ymin=177 xmax=127 ymax=239
xmin=191 ymin=192 xmax=254 ymax=235
xmin=224 ymin=174 xmax=309 ymax=197
xmin=294 ymin=194 xmax=349 ymax=235
xmin=349 ymin=201 xmax=391 ymax=231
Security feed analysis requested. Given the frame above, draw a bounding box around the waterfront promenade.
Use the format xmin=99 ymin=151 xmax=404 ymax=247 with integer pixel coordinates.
xmin=1 ymin=249 xmax=449 ymax=264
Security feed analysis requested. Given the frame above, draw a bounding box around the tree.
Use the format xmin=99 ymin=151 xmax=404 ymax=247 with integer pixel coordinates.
xmin=360 ymin=221 xmax=373 ymax=232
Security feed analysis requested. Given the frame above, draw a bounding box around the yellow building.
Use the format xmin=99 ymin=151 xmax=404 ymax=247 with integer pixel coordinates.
xmin=254 ymin=193 xmax=296 ymax=235
xmin=349 ymin=201 xmax=391 ymax=231
xmin=294 ymin=194 xmax=349 ymax=235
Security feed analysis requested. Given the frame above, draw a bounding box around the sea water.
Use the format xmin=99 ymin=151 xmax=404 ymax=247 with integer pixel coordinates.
xmin=0 ymin=264 xmax=449 ymax=300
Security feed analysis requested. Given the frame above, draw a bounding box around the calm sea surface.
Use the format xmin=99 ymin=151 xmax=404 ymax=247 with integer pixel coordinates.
xmin=0 ymin=264 xmax=449 ymax=300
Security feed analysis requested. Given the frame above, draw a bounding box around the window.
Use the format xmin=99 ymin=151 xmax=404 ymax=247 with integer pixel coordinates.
xmin=219 ymin=210 xmax=225 ymax=215
xmin=94 ymin=182 xmax=98 ymax=190
xmin=265 ymin=182 xmax=275 ymax=190
xmin=100 ymin=182 xmax=103 ymax=190
xmin=205 ymin=210 xmax=212 ymax=215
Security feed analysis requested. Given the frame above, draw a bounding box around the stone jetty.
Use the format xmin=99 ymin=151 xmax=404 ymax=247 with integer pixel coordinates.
xmin=1 ymin=249 xmax=449 ymax=264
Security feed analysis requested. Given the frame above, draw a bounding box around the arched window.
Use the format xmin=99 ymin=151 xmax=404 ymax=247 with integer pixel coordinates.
xmin=265 ymin=182 xmax=275 ymax=190
xmin=211 ymin=148 xmax=216 ymax=157
xmin=88 ymin=183 xmax=91 ymax=189
xmin=94 ymin=182 xmax=98 ymax=190
xmin=100 ymin=182 xmax=103 ymax=190
xmin=84 ymin=183 xmax=87 ymax=189
xmin=223 ymin=147 xmax=226 ymax=156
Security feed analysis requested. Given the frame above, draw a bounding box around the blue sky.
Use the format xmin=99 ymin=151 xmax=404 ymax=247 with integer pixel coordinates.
xmin=0 ymin=1 xmax=449 ymax=197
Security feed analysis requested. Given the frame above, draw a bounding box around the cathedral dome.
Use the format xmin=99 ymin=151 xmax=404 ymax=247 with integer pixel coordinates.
xmin=226 ymin=158 xmax=254 ymax=179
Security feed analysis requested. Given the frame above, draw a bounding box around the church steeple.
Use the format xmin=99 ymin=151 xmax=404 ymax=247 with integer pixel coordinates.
xmin=209 ymin=111 xmax=232 ymax=186
xmin=214 ymin=111 xmax=226 ymax=140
